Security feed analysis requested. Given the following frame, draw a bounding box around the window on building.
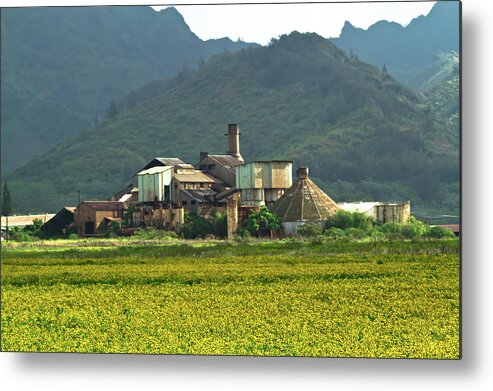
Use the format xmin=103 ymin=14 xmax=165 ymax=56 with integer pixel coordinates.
xmin=200 ymin=183 xmax=204 ymax=188
xmin=191 ymin=200 xmax=196 ymax=206
xmin=182 ymin=201 xmax=187 ymax=206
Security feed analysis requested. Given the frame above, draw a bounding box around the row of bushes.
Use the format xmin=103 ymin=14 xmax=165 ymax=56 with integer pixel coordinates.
xmin=3 ymin=218 xmax=44 ymax=242
xmin=5 ymin=209 xmax=455 ymax=243
xmin=297 ymin=210 xmax=455 ymax=241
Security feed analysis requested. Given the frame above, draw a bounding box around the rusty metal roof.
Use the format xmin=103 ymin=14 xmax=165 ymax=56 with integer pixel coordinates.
xmin=270 ymin=177 xmax=340 ymax=223
xmin=208 ymin=155 xmax=243 ymax=168
xmin=174 ymin=171 xmax=223 ymax=183
xmin=180 ymin=189 xmax=216 ymax=203
xmin=81 ymin=201 xmax=127 ymax=211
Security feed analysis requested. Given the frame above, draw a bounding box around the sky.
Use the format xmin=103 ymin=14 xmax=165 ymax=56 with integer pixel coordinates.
xmin=152 ymin=1 xmax=437 ymax=45
xmin=2 ymin=1 xmax=436 ymax=45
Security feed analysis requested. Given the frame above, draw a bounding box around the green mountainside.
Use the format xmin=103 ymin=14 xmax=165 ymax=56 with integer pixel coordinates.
xmin=422 ymin=64 xmax=460 ymax=147
xmin=5 ymin=32 xmax=458 ymax=216
xmin=331 ymin=2 xmax=460 ymax=171
xmin=331 ymin=1 xmax=460 ymax=90
xmin=1 ymin=6 xmax=256 ymax=174
xmin=399 ymin=51 xmax=459 ymax=94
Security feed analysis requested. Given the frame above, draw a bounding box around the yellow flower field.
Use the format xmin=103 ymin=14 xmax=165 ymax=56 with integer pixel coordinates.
xmin=1 ymin=239 xmax=460 ymax=358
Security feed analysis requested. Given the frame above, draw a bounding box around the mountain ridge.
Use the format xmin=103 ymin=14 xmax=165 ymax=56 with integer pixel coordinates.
xmin=1 ymin=5 xmax=257 ymax=174
xmin=5 ymin=32 xmax=458 ymax=216
xmin=331 ymin=1 xmax=460 ymax=87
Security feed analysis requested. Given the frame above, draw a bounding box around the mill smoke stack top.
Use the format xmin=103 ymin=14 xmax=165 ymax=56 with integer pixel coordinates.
xmin=227 ymin=123 xmax=243 ymax=162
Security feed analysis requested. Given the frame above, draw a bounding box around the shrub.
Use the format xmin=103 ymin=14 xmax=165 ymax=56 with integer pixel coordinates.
xmin=237 ymin=228 xmax=252 ymax=239
xmin=345 ymin=227 xmax=368 ymax=240
xmin=378 ymin=222 xmax=402 ymax=234
xmin=22 ymin=218 xmax=44 ymax=239
xmin=325 ymin=210 xmax=375 ymax=232
xmin=401 ymin=217 xmax=428 ymax=239
xmin=297 ymin=222 xmax=323 ymax=237
xmin=425 ymin=226 xmax=455 ymax=239
xmin=212 ymin=210 xmax=227 ymax=239
xmin=133 ymin=228 xmax=178 ymax=240
xmin=11 ymin=230 xmax=38 ymax=242
xmin=181 ymin=211 xmax=215 ymax=239
xmin=323 ymin=227 xmax=348 ymax=241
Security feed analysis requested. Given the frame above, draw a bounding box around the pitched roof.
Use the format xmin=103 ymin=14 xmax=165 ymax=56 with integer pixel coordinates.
xmin=208 ymin=155 xmax=243 ymax=168
xmin=154 ymin=157 xmax=185 ymax=166
xmin=138 ymin=166 xmax=172 ymax=175
xmin=81 ymin=201 xmax=126 ymax=211
xmin=180 ymin=189 xmax=216 ymax=203
xmin=270 ymin=167 xmax=340 ymax=222
xmin=141 ymin=157 xmax=185 ymax=171
xmin=174 ymin=171 xmax=223 ymax=183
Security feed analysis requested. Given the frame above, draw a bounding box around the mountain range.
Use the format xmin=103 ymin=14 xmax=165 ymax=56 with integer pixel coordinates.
xmin=331 ymin=1 xmax=459 ymax=91
xmin=1 ymin=6 xmax=256 ymax=174
xmin=6 ymin=32 xmax=458 ymax=216
xmin=1 ymin=3 xmax=460 ymax=218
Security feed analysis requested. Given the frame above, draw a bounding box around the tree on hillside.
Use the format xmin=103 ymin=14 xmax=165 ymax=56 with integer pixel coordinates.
xmin=2 ymin=182 xmax=12 ymax=240
xmin=106 ymin=99 xmax=119 ymax=119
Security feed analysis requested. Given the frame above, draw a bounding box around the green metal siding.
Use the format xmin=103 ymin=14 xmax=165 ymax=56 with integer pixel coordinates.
xmin=138 ymin=167 xmax=172 ymax=202
xmin=236 ymin=161 xmax=292 ymax=189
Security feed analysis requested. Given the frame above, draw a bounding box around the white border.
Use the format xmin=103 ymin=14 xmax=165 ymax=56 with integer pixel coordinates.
xmin=2 ymin=1 xmax=492 ymax=390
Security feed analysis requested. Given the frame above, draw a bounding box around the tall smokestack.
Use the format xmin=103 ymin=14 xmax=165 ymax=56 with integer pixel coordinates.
xmin=227 ymin=123 xmax=243 ymax=162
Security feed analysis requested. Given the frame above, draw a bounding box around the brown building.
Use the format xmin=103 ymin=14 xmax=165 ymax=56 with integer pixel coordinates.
xmin=41 ymin=207 xmax=76 ymax=237
xmin=75 ymin=201 xmax=127 ymax=237
xmin=173 ymin=165 xmax=224 ymax=206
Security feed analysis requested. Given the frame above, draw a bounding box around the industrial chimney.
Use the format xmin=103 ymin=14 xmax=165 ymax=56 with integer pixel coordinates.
xmin=227 ymin=123 xmax=244 ymax=162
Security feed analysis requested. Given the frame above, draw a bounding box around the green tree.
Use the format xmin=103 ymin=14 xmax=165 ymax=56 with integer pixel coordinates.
xmin=325 ymin=210 xmax=375 ymax=232
xmin=242 ymin=206 xmax=280 ymax=237
xmin=106 ymin=99 xmax=119 ymax=119
xmin=2 ymin=182 xmax=12 ymax=240
xmin=181 ymin=211 xmax=215 ymax=239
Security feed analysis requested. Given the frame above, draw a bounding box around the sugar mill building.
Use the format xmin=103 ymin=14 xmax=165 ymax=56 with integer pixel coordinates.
xmin=66 ymin=123 xmax=411 ymax=237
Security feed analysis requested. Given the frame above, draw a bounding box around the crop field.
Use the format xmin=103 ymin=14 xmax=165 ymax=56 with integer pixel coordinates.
xmin=1 ymin=239 xmax=460 ymax=358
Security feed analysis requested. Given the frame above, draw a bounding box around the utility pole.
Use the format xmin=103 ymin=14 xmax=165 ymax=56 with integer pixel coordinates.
xmin=77 ymin=190 xmax=81 ymax=206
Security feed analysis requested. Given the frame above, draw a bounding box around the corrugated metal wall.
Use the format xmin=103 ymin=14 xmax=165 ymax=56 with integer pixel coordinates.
xmin=138 ymin=168 xmax=172 ymax=203
xmin=237 ymin=161 xmax=292 ymax=189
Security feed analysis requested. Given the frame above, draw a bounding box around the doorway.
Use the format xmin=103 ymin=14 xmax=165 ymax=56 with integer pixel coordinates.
xmin=85 ymin=221 xmax=95 ymax=236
